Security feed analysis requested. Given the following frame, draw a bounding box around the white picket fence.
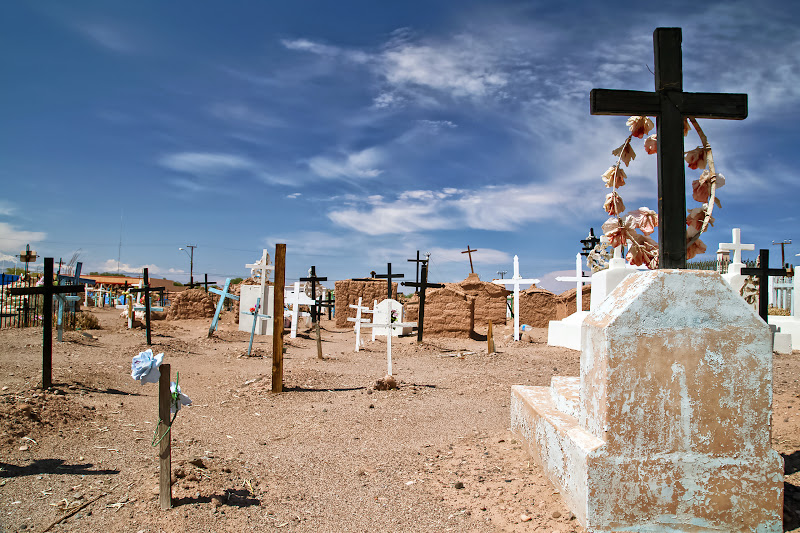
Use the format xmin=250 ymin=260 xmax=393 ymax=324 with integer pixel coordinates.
xmin=769 ymin=276 xmax=796 ymax=316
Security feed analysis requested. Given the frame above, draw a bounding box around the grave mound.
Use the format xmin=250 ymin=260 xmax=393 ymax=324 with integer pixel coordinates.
xmin=166 ymin=289 xmax=215 ymax=320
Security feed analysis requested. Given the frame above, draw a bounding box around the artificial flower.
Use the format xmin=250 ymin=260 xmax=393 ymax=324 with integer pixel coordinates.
xmin=604 ymin=192 xmax=625 ymax=216
xmin=170 ymin=382 xmax=192 ymax=415
xmin=684 ymin=146 xmax=707 ymax=170
xmin=602 ymin=164 xmax=627 ymax=188
xmin=627 ymin=233 xmax=659 ymax=269
xmin=683 ymin=118 xmax=691 ymax=136
xmin=691 ymin=171 xmax=725 ymax=202
xmin=601 ymin=216 xmax=634 ymax=249
xmin=131 ymin=349 xmax=164 ymax=385
xmin=626 ymin=116 xmax=654 ymax=138
xmin=644 ymin=134 xmax=657 ymax=155
xmin=686 ymin=227 xmax=707 ymax=260
xmin=612 ymin=140 xmax=636 ymax=166
xmin=627 ymin=207 xmax=658 ymax=235
xmin=686 ymin=206 xmax=714 ymax=231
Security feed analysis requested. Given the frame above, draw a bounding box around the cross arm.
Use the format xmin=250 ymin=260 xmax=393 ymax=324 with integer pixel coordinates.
xmin=209 ymin=287 xmax=240 ymax=300
xmin=402 ymin=281 xmax=444 ymax=289
xmin=591 ymin=89 xmax=747 ymax=119
xmin=376 ymin=274 xmax=404 ymax=279
xmin=9 ymin=285 xmax=85 ymax=296
xmin=741 ymin=267 xmax=792 ymax=277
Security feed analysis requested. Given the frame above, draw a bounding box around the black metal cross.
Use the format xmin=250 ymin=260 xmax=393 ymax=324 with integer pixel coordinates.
xmin=129 ymin=268 xmax=154 ymax=345
xmin=402 ymin=262 xmax=443 ymax=343
xmin=300 ymin=266 xmax=328 ymax=323
xmin=741 ymin=249 xmax=793 ymax=322
xmin=462 ymin=246 xmax=478 ymax=274
xmin=590 ymin=27 xmax=748 ymax=269
xmin=188 ymin=274 xmax=218 ymax=292
xmin=8 ymin=257 xmax=85 ymax=389
xmin=407 ymin=251 xmax=427 ymax=294
xmin=580 ymin=228 xmax=601 ymax=258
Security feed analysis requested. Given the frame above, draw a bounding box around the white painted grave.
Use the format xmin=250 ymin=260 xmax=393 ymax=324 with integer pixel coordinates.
xmin=347 ymin=297 xmax=371 ymax=352
xmin=239 ymin=250 xmax=275 ymax=335
xmin=720 ymin=227 xmax=755 ymax=294
xmin=493 ymin=255 xmax=540 ymax=341
xmin=371 ymin=298 xmax=412 ymax=337
xmin=286 ymin=281 xmax=313 ymax=338
xmin=548 ymin=254 xmax=592 ymax=350
xmin=769 ymin=273 xmax=800 ymax=351
xmin=513 ymin=270 xmax=784 ymax=531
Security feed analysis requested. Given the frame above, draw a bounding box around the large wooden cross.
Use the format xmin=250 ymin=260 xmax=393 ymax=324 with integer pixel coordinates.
xmin=300 ymin=266 xmax=328 ymax=360
xmin=407 ymin=251 xmax=426 ymax=294
xmin=580 ymin=228 xmax=601 ymax=258
xmin=402 ymin=262 xmax=443 ymax=343
xmin=462 ymin=246 xmax=478 ymax=274
xmin=128 ymin=268 xmax=155 ymax=345
xmin=590 ymin=27 xmax=747 ymax=268
xmin=9 ymin=257 xmax=85 ymax=388
xmin=741 ymin=249 xmax=793 ymax=322
xmin=207 ymin=278 xmax=240 ymax=338
xmin=374 ymin=263 xmax=404 ymax=301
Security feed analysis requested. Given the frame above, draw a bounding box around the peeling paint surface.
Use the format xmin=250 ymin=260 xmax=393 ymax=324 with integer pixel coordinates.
xmin=512 ymin=271 xmax=784 ymax=532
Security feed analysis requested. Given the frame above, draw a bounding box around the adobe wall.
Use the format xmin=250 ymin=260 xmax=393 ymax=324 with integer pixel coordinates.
xmin=555 ymin=286 xmax=592 ymax=320
xmin=166 ymin=289 xmax=216 ymax=320
xmin=457 ymin=273 xmax=510 ymax=327
xmin=335 ymin=279 xmax=398 ymax=327
xmin=404 ymin=285 xmax=474 ymax=338
xmin=518 ymin=287 xmax=558 ymax=328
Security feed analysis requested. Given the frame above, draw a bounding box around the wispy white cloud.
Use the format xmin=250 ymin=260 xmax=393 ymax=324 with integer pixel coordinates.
xmin=209 ymin=102 xmax=285 ymax=128
xmin=0 ymin=201 xmax=16 ymax=216
xmin=286 ymin=192 xmax=301 ymax=199
xmin=74 ymin=22 xmax=137 ymax=53
xmin=0 ymin=223 xmax=47 ymax=253
xmin=308 ymin=147 xmax=384 ymax=179
xmin=99 ymin=259 xmax=185 ymax=276
xmin=427 ymin=246 xmax=510 ymax=265
xmin=159 ymin=152 xmax=256 ymax=175
xmin=281 ymin=38 xmax=369 ymax=64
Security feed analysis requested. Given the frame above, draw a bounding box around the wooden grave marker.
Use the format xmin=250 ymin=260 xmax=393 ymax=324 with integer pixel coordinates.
xmin=207 ymin=279 xmax=240 ymax=338
xmin=300 ymin=266 xmax=327 ymax=360
xmin=128 ymin=268 xmax=155 ymax=345
xmin=741 ymin=249 xmax=793 ymax=322
xmin=493 ymin=255 xmax=539 ymax=341
xmin=402 ymin=262 xmax=443 ymax=342
xmin=591 ymin=27 xmax=747 ymax=268
xmin=55 ymin=261 xmax=84 ymax=342
xmin=243 ymin=297 xmax=271 ymax=356
xmin=347 ymin=297 xmax=371 ymax=352
xmin=462 ymin=246 xmax=478 ymax=274
xmin=272 ymin=243 xmax=286 ymax=392
xmin=8 ymin=257 xmax=84 ymax=388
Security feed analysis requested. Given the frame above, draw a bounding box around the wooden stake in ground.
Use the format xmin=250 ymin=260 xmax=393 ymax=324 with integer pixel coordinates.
xmin=158 ymin=363 xmax=172 ymax=510
xmin=590 ymin=27 xmax=747 ymax=268
xmin=272 ymin=243 xmax=286 ymax=392
xmin=8 ymin=257 xmax=84 ymax=389
xmin=487 ymin=320 xmax=495 ymax=354
xmin=300 ymin=266 xmax=328 ymax=360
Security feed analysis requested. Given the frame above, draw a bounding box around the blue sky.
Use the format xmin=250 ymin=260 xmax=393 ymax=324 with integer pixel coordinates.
xmin=1 ymin=1 xmax=798 ymax=291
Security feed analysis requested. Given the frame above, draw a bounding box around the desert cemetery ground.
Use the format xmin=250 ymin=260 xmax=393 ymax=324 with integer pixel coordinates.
xmin=0 ymin=297 xmax=798 ymax=532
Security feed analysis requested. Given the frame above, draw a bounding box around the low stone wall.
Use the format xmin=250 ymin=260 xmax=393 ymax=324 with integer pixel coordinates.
xmin=335 ymin=279 xmax=398 ymax=327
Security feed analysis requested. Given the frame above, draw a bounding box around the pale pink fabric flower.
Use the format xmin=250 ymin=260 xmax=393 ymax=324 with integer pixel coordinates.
xmin=686 ymin=206 xmax=714 ymax=231
xmin=626 ymin=116 xmax=654 ymax=139
xmin=684 ymin=147 xmax=707 ymax=170
xmin=627 ymin=207 xmax=658 ymax=236
xmin=601 ymin=216 xmax=634 ymax=249
xmin=644 ymin=134 xmax=657 ymax=155
xmin=627 ymin=233 xmax=659 ymax=269
xmin=612 ymin=141 xmax=636 ymax=166
xmin=602 ymin=165 xmax=627 ymax=188
xmin=691 ymin=171 xmax=725 ymax=202
xmin=683 ymin=118 xmax=691 ymax=136
xmin=686 ymin=227 xmax=707 ymax=260
xmin=604 ymin=192 xmax=625 ymax=216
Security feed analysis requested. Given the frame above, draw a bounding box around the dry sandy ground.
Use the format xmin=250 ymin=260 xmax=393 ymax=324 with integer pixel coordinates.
xmin=0 ymin=307 xmax=798 ymax=532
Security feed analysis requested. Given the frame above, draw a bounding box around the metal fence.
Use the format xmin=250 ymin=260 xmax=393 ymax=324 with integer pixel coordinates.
xmin=686 ymin=258 xmax=758 ymax=274
xmin=0 ymin=274 xmax=78 ymax=330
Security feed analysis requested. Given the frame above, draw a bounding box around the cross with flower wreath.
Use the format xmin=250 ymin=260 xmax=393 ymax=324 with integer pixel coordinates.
xmin=591 ymin=27 xmax=747 ymax=268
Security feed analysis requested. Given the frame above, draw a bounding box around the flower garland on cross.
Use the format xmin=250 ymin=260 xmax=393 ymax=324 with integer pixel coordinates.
xmin=598 ymin=115 xmax=723 ymax=269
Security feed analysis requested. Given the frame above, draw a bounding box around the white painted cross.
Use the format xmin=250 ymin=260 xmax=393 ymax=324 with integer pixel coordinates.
xmin=347 ymin=297 xmax=371 ymax=352
xmin=719 ymin=228 xmax=754 ymax=276
xmin=286 ymin=281 xmax=314 ymax=338
xmin=555 ymin=254 xmax=592 ymax=312
xmin=493 ymin=255 xmax=540 ymax=341
xmin=246 ymin=249 xmax=274 ymax=315
xmin=362 ymin=317 xmax=417 ymax=376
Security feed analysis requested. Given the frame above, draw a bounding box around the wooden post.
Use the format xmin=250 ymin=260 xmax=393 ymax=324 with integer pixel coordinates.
xmin=158 ymin=363 xmax=172 ymax=509
xmin=272 ymin=244 xmax=286 ymax=392
xmin=42 ymin=258 xmax=53 ymax=389
xmin=316 ymin=322 xmax=323 ymax=360
xmin=487 ymin=320 xmax=495 ymax=354
xmin=144 ymin=268 xmax=152 ymax=345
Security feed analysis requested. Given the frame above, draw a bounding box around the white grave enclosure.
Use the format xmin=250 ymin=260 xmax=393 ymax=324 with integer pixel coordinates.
xmin=371 ymin=299 xmax=412 ymax=337
xmin=769 ymin=273 xmax=800 ymax=351
xmin=512 ymin=270 xmax=783 ymax=532
xmin=239 ymin=285 xmax=274 ymax=335
xmin=719 ymin=227 xmax=754 ymax=294
xmin=547 ymin=253 xmax=591 ymax=350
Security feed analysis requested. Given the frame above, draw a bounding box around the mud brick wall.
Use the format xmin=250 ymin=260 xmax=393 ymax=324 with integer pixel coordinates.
xmin=166 ymin=289 xmax=216 ymax=320
xmin=555 ymin=286 xmax=591 ymax=319
xmin=518 ymin=287 xmax=558 ymax=328
xmin=335 ymin=279 xmax=398 ymax=327
xmin=405 ymin=285 xmax=475 ymax=338
xmin=457 ymin=273 xmax=510 ymax=327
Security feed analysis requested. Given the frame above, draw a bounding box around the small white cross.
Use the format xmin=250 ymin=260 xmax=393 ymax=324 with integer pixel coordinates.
xmin=555 ymin=254 xmax=592 ymax=312
xmin=719 ymin=228 xmax=754 ymax=267
xmin=245 ymin=249 xmax=274 ymax=314
xmin=493 ymin=255 xmax=540 ymax=341
xmin=347 ymin=297 xmax=371 ymax=352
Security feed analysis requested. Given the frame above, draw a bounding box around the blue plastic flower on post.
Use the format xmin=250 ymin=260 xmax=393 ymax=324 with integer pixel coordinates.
xmin=131 ymin=349 xmax=164 ymax=385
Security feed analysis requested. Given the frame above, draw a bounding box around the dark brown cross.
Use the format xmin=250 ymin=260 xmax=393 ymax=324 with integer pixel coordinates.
xmin=129 ymin=268 xmax=154 ymax=345
xmin=407 ymin=251 xmax=428 ymax=294
xmin=188 ymin=274 xmax=218 ymax=291
xmin=8 ymin=257 xmax=85 ymax=389
xmin=462 ymin=246 xmax=478 ymax=274
xmin=355 ymin=263 xmax=404 ymax=301
xmin=590 ymin=27 xmax=748 ymax=268
xmin=402 ymin=262 xmax=443 ymax=343
xmin=772 ymin=240 xmax=791 ymax=268
xmin=741 ymin=249 xmax=793 ymax=322
xmin=300 ymin=266 xmax=328 ymax=323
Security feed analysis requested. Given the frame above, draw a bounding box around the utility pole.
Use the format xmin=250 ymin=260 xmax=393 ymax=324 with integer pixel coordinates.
xmin=179 ymin=245 xmax=197 ymax=287
xmin=497 ymin=270 xmax=507 ymax=279
xmin=772 ymin=240 xmax=791 ymax=268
